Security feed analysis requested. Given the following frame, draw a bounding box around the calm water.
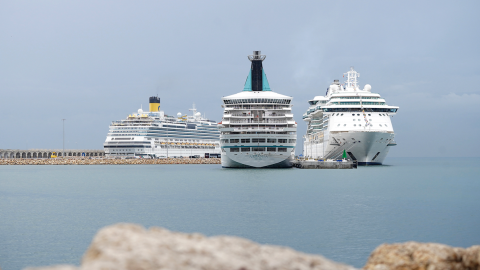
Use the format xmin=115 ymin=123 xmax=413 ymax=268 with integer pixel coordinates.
xmin=1 ymin=157 xmax=479 ymax=270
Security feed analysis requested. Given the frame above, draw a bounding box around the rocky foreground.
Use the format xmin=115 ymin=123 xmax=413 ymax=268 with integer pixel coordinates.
xmin=0 ymin=158 xmax=220 ymax=165
xmin=23 ymin=223 xmax=479 ymax=270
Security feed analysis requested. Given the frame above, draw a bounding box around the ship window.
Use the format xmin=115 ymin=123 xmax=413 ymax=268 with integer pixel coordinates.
xmin=336 ymin=113 xmax=339 ymax=116
xmin=278 ymin=139 xmax=287 ymax=143
xmin=278 ymin=148 xmax=287 ymax=152
xmin=241 ymin=147 xmax=250 ymax=152
xmin=267 ymin=147 xmax=276 ymax=152
xmin=353 ymin=119 xmax=355 ymax=121
xmin=230 ymin=139 xmax=239 ymax=143
xmin=359 ymin=124 xmax=361 ymax=126
xmin=252 ymin=138 xmax=265 ymax=143
xmin=267 ymin=138 xmax=276 ymax=143
xmin=241 ymin=139 xmax=250 ymax=143
xmin=352 ymin=114 xmax=355 ymax=116
xmin=379 ymin=124 xmax=382 ymax=127
xmin=341 ymin=114 xmax=343 ymax=116
xmin=368 ymin=114 xmax=371 ymax=116
xmin=358 ymin=119 xmax=361 ymax=121
xmin=252 ymin=147 xmax=265 ymax=151
xmin=344 ymin=124 xmax=346 ymax=126
xmin=337 ymin=124 xmax=340 ymax=126
xmin=357 ymin=114 xmax=360 ymax=116
xmin=288 ymin=139 xmax=296 ymax=143
xmin=354 ymin=124 xmax=356 ymax=126
xmin=230 ymin=148 xmax=239 ymax=152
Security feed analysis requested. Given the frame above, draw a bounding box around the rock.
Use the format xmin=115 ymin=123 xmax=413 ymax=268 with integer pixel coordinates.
xmin=0 ymin=157 xmax=221 ymax=165
xmin=363 ymin=242 xmax=480 ymax=270
xmin=25 ymin=266 xmax=78 ymax=270
xmin=27 ymin=223 xmax=356 ymax=270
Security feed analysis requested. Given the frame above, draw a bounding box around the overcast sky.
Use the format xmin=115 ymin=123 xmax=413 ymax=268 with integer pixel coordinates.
xmin=1 ymin=0 xmax=479 ymax=157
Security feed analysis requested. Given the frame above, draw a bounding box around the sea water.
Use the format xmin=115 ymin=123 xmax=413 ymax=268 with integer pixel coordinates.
xmin=0 ymin=157 xmax=479 ymax=270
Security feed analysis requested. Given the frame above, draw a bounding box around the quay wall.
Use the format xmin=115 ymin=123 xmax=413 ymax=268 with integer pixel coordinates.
xmin=0 ymin=158 xmax=220 ymax=165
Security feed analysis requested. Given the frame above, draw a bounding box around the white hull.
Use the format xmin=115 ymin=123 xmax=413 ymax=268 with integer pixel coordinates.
xmin=304 ymin=131 xmax=394 ymax=165
xmin=105 ymin=146 xmax=220 ymax=158
xmin=221 ymin=151 xmax=294 ymax=168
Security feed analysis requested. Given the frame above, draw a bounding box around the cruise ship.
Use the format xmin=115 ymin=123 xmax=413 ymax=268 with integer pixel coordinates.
xmin=303 ymin=67 xmax=399 ymax=165
xmin=219 ymin=51 xmax=297 ymax=168
xmin=104 ymin=97 xmax=221 ymax=158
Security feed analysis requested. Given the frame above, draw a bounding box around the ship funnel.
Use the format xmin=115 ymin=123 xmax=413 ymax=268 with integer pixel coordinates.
xmin=244 ymin=51 xmax=270 ymax=92
xmin=149 ymin=96 xmax=160 ymax=112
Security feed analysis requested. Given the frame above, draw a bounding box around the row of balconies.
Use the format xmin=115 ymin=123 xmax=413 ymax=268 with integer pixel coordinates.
xmin=222 ymin=120 xmax=296 ymax=125
xmin=229 ymin=120 xmax=288 ymax=124
xmin=225 ymin=106 xmax=291 ymax=110
xmin=227 ymin=113 xmax=291 ymax=117
xmin=220 ymin=126 xmax=296 ymax=132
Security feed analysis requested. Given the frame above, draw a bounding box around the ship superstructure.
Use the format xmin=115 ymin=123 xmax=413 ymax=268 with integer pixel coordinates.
xmin=104 ymin=97 xmax=221 ymax=158
xmin=303 ymin=67 xmax=399 ymax=165
xmin=219 ymin=51 xmax=297 ymax=168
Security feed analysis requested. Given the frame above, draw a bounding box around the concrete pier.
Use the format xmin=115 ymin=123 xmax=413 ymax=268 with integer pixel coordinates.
xmin=293 ymin=159 xmax=357 ymax=169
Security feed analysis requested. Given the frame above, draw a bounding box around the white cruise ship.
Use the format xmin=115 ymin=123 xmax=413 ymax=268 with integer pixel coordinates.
xmin=104 ymin=97 xmax=221 ymax=158
xmin=303 ymin=67 xmax=399 ymax=165
xmin=219 ymin=51 xmax=297 ymax=168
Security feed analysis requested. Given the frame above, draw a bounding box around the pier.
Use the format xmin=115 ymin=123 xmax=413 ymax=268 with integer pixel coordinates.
xmin=293 ymin=159 xmax=357 ymax=169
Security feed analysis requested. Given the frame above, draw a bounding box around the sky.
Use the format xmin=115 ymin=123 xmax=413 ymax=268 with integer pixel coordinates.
xmin=1 ymin=0 xmax=479 ymax=157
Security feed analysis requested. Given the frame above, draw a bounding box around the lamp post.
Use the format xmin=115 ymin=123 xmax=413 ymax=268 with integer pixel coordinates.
xmin=62 ymin=119 xmax=66 ymax=158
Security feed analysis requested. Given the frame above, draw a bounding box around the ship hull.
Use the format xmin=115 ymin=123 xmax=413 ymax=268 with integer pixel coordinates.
xmin=304 ymin=131 xmax=394 ymax=165
xmin=221 ymin=151 xmax=294 ymax=168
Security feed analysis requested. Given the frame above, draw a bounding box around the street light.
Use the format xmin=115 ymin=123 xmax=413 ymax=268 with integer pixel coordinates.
xmin=62 ymin=119 xmax=66 ymax=158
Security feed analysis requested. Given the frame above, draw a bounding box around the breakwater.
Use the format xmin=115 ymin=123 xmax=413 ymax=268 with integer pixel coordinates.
xmin=25 ymin=223 xmax=480 ymax=270
xmin=0 ymin=158 xmax=220 ymax=165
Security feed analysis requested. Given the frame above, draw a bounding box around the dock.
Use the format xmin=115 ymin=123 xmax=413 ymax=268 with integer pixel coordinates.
xmin=292 ymin=159 xmax=357 ymax=169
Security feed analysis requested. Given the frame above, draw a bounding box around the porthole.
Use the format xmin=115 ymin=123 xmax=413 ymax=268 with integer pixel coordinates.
xmin=352 ymin=114 xmax=355 ymax=116
xmin=357 ymin=114 xmax=360 ymax=116
xmin=354 ymin=124 xmax=356 ymax=126
xmin=359 ymin=124 xmax=361 ymax=126
xmin=344 ymin=124 xmax=346 ymax=126
xmin=337 ymin=124 xmax=340 ymax=126
xmin=353 ymin=119 xmax=356 ymax=121
xmin=368 ymin=114 xmax=371 ymax=116
xmin=341 ymin=113 xmax=343 ymax=116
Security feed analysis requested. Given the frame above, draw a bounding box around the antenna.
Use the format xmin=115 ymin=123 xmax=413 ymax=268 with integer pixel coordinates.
xmin=189 ymin=103 xmax=197 ymax=117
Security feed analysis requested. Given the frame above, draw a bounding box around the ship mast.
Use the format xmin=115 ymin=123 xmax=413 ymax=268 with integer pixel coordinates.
xmin=344 ymin=67 xmax=360 ymax=90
